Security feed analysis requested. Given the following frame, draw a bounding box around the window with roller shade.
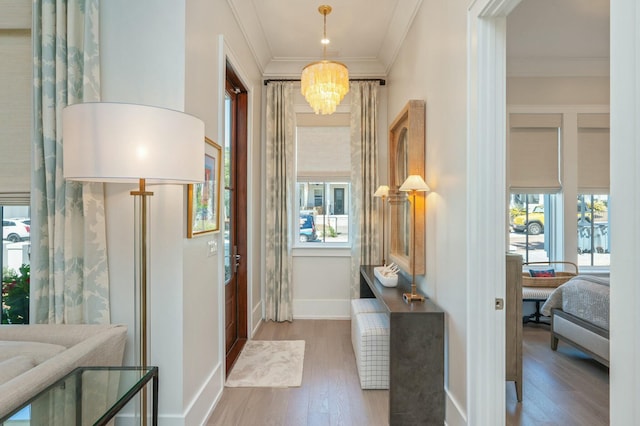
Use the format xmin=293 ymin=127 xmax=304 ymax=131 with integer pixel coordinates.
xmin=295 ymin=114 xmax=350 ymax=246
xmin=507 ymin=111 xmax=611 ymax=268
xmin=508 ymin=114 xmax=562 ymax=263
xmin=1 ymin=3 xmax=32 ymax=322
xmin=0 ymin=4 xmax=31 ymax=206
xmin=577 ymin=113 xmax=610 ymax=267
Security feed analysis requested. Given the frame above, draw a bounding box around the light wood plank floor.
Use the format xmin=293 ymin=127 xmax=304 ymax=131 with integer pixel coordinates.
xmin=206 ymin=320 xmax=388 ymax=426
xmin=206 ymin=320 xmax=609 ymax=426
xmin=507 ymin=323 xmax=609 ymax=426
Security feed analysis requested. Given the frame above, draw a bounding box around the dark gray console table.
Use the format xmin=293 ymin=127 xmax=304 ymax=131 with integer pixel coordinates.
xmin=360 ymin=266 xmax=445 ymax=426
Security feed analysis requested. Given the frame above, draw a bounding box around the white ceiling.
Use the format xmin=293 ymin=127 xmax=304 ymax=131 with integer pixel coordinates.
xmin=228 ymin=0 xmax=610 ymax=79
xmin=507 ymin=0 xmax=610 ymax=77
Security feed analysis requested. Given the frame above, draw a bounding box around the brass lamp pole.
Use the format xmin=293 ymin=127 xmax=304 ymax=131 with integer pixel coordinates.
xmin=399 ymin=175 xmax=430 ymax=302
xmin=62 ymin=102 xmax=205 ymax=426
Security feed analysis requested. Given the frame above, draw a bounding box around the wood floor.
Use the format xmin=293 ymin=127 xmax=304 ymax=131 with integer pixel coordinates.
xmin=206 ymin=320 xmax=609 ymax=426
xmin=507 ymin=323 xmax=609 ymax=426
xmin=206 ymin=320 xmax=388 ymax=426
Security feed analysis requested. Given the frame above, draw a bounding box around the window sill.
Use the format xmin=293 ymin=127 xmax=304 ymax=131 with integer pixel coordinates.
xmin=292 ymin=246 xmax=351 ymax=257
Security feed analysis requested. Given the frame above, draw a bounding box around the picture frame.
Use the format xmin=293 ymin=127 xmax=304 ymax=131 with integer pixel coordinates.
xmin=388 ymin=100 xmax=426 ymax=275
xmin=187 ymin=137 xmax=222 ymax=238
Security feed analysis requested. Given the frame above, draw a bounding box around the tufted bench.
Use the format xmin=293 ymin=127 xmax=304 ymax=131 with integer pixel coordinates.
xmin=351 ymin=299 xmax=389 ymax=389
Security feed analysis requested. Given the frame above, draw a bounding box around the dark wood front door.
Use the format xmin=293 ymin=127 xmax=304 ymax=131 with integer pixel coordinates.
xmin=224 ymin=62 xmax=248 ymax=375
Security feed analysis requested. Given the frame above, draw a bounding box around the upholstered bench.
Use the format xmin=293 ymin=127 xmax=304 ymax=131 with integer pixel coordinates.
xmin=352 ymin=310 xmax=390 ymax=389
xmin=523 ymin=286 xmax=555 ymax=324
xmin=350 ymin=298 xmax=385 ymax=316
xmin=350 ymin=298 xmax=386 ymax=362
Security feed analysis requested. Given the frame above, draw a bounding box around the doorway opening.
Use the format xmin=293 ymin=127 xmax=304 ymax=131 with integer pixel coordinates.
xmin=224 ymin=61 xmax=248 ymax=375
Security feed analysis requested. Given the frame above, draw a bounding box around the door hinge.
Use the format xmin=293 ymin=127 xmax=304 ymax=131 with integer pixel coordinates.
xmin=495 ymin=298 xmax=504 ymax=310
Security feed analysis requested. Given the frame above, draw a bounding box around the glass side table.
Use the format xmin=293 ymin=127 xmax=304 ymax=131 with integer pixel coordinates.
xmin=0 ymin=366 xmax=158 ymax=426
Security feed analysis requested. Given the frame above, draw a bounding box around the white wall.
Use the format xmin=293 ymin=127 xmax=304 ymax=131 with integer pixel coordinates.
xmin=102 ymin=1 xmax=189 ymax=423
xmin=386 ymin=1 xmax=469 ymax=424
xmin=183 ymin=0 xmax=263 ymax=422
xmin=292 ymin=250 xmax=352 ymax=318
xmin=287 ymin=87 xmax=389 ymax=320
xmin=101 ymin=0 xmax=263 ymax=424
xmin=507 ymin=77 xmax=609 ymax=105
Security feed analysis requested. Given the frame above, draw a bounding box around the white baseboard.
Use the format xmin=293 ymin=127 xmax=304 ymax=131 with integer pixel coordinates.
xmin=445 ymin=387 xmax=467 ymax=426
xmin=116 ymin=362 xmax=223 ymax=426
xmin=292 ymin=298 xmax=351 ymax=319
xmin=185 ymin=361 xmax=225 ymax=425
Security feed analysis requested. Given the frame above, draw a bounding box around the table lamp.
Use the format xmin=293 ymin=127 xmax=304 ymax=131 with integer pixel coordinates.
xmin=398 ymin=174 xmax=430 ymax=302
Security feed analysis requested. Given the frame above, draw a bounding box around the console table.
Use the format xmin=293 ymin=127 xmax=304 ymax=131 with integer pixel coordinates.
xmin=360 ymin=266 xmax=445 ymax=425
xmin=0 ymin=366 xmax=158 ymax=425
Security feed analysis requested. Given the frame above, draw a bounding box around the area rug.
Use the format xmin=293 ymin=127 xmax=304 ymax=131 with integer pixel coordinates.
xmin=225 ymin=340 xmax=305 ymax=388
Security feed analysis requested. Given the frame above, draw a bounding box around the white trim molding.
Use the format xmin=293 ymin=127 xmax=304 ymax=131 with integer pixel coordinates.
xmin=466 ymin=0 xmax=522 ymax=424
xmin=610 ymin=0 xmax=640 ymax=424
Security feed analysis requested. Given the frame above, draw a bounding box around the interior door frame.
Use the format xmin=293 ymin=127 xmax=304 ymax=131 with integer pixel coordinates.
xmin=218 ymin=35 xmax=254 ymax=377
xmin=223 ymin=62 xmax=248 ymax=375
xmin=466 ymin=0 xmax=521 ymax=424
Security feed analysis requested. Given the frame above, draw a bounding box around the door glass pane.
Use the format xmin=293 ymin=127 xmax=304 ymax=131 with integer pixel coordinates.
xmin=224 ymin=94 xmax=232 ymax=282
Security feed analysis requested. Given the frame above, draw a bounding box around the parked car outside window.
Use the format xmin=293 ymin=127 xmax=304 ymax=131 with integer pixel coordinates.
xmin=299 ymin=214 xmax=317 ymax=242
xmin=511 ymin=204 xmax=593 ymax=235
xmin=2 ymin=220 xmax=30 ymax=243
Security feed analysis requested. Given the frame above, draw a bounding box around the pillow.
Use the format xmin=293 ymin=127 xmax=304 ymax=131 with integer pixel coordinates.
xmin=529 ymin=269 xmax=556 ymax=277
xmin=0 ymin=355 xmax=36 ymax=385
xmin=0 ymin=341 xmax=67 ymax=364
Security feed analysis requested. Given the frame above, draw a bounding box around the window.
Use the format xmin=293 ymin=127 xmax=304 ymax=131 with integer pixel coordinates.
xmin=1 ymin=4 xmax=32 ymax=324
xmin=507 ymin=111 xmax=611 ymax=270
xmin=577 ymin=194 xmax=610 ymax=267
xmin=296 ymin=181 xmax=350 ymax=244
xmin=509 ymin=193 xmax=555 ymax=263
xmin=2 ymin=205 xmax=31 ymax=324
xmin=295 ymin=122 xmax=350 ymax=246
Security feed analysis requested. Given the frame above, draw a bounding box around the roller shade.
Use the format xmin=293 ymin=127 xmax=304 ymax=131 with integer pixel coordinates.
xmin=578 ymin=113 xmax=609 ymax=193
xmin=0 ymin=6 xmax=31 ymax=205
xmin=296 ymin=126 xmax=350 ymax=179
xmin=508 ymin=114 xmax=562 ymax=193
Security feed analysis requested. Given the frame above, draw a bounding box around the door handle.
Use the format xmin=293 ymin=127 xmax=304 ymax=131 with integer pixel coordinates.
xmin=233 ymin=247 xmax=241 ymax=273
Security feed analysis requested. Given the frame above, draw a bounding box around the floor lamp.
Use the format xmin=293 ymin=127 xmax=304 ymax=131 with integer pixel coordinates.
xmin=399 ymin=175 xmax=430 ymax=302
xmin=373 ymin=185 xmax=389 ymax=265
xmin=63 ymin=102 xmax=204 ymax=423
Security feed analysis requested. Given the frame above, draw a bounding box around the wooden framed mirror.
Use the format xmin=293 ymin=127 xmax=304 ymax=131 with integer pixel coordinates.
xmin=388 ymin=100 xmax=426 ymax=275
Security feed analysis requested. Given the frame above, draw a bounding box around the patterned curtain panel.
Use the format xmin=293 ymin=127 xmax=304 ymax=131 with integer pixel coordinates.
xmin=350 ymin=81 xmax=380 ymax=298
xmin=264 ymin=82 xmax=295 ymax=322
xmin=31 ymin=0 xmax=110 ymax=324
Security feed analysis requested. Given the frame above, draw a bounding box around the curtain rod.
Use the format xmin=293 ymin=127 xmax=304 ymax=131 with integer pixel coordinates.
xmin=263 ymin=78 xmax=386 ymax=86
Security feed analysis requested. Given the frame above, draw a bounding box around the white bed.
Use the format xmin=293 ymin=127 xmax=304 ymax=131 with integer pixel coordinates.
xmin=540 ymin=275 xmax=610 ymax=366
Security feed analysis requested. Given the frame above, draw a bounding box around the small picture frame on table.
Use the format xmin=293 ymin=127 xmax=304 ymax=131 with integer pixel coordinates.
xmin=187 ymin=137 xmax=221 ymax=238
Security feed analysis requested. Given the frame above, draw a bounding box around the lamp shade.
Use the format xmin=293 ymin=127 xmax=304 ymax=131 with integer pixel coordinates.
xmin=399 ymin=175 xmax=430 ymax=192
xmin=63 ymin=102 xmax=205 ymax=184
xmin=373 ymin=185 xmax=390 ymax=197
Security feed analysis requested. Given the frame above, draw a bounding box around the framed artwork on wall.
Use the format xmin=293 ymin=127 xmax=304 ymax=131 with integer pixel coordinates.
xmin=187 ymin=137 xmax=222 ymax=238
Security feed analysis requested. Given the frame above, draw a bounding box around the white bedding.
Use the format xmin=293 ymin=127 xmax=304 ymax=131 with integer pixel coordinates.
xmin=540 ymin=275 xmax=610 ymax=330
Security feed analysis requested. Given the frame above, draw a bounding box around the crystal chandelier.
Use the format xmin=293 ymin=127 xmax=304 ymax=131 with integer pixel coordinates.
xmin=301 ymin=5 xmax=349 ymax=115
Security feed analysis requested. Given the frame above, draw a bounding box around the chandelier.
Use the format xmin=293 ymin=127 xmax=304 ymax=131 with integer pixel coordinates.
xmin=301 ymin=5 xmax=349 ymax=115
